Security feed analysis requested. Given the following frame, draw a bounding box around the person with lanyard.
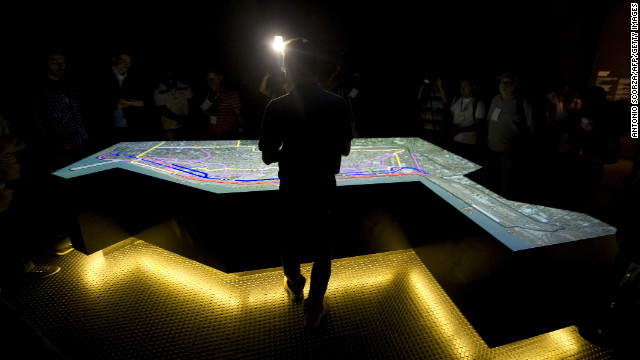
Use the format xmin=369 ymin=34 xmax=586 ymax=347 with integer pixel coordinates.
xmin=449 ymin=78 xmax=486 ymax=163
xmin=483 ymin=71 xmax=534 ymax=199
xmin=199 ymin=68 xmax=244 ymax=140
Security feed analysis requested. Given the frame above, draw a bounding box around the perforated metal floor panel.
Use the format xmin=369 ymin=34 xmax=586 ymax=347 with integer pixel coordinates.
xmin=1 ymin=240 xmax=613 ymax=359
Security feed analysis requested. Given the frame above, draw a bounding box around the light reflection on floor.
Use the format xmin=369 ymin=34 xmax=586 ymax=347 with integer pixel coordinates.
xmin=4 ymin=239 xmax=613 ymax=359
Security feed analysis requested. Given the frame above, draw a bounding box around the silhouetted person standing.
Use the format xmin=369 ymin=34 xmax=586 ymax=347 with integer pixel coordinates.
xmin=153 ymin=64 xmax=194 ymax=141
xmin=92 ymin=51 xmax=153 ymax=148
xmin=198 ymin=68 xmax=244 ymax=140
xmin=483 ymin=72 xmax=534 ymax=199
xmin=23 ymin=50 xmax=92 ymax=256
xmin=259 ymin=37 xmax=353 ymax=329
xmin=29 ymin=50 xmax=91 ymax=172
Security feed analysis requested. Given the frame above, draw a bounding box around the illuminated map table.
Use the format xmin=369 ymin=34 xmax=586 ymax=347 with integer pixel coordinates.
xmin=54 ymin=138 xmax=616 ymax=253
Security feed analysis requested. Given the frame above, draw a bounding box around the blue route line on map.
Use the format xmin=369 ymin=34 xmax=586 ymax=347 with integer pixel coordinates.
xmin=115 ymin=153 xmax=277 ymax=182
xmin=337 ymin=167 xmax=428 ymax=177
xmin=113 ymin=153 xmax=428 ymax=183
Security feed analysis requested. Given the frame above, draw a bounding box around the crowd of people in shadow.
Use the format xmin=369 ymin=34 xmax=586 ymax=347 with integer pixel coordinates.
xmin=411 ymin=69 xmax=638 ymax=359
xmin=0 ymin=39 xmax=638 ymax=354
xmin=0 ymin=44 xmax=636 ymax=278
xmin=415 ymin=70 xmax=632 ymax=216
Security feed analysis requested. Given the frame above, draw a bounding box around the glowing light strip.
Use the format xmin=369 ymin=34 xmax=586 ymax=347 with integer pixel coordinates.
xmin=81 ymin=243 xmax=601 ymax=357
xmin=408 ymin=269 xmax=485 ymax=357
xmin=82 ymin=242 xmax=239 ymax=307
xmin=140 ymin=258 xmax=239 ymax=307
xmin=492 ymin=326 xmax=582 ymax=358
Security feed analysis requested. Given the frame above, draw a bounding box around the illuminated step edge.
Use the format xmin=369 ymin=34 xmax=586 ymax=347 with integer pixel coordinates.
xmin=79 ymin=239 xmax=610 ymax=359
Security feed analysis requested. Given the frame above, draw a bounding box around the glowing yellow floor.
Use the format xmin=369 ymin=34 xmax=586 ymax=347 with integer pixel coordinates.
xmin=1 ymin=239 xmax=612 ymax=359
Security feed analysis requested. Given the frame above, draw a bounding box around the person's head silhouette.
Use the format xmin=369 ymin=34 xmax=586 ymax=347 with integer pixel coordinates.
xmin=283 ymin=37 xmax=318 ymax=85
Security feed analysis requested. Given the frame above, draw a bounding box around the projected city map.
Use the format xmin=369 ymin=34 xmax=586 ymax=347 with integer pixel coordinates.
xmin=53 ymin=138 xmax=617 ymax=251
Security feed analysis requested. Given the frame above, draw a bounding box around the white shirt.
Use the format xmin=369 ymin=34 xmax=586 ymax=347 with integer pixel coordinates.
xmin=153 ymin=81 xmax=194 ymax=130
xmin=450 ymin=97 xmax=485 ymax=145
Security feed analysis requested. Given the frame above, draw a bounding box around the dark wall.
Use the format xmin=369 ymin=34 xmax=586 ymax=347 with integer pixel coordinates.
xmin=589 ymin=1 xmax=634 ymax=100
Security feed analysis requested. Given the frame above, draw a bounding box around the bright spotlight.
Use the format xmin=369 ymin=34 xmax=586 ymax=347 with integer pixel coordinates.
xmin=273 ymin=36 xmax=284 ymax=53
